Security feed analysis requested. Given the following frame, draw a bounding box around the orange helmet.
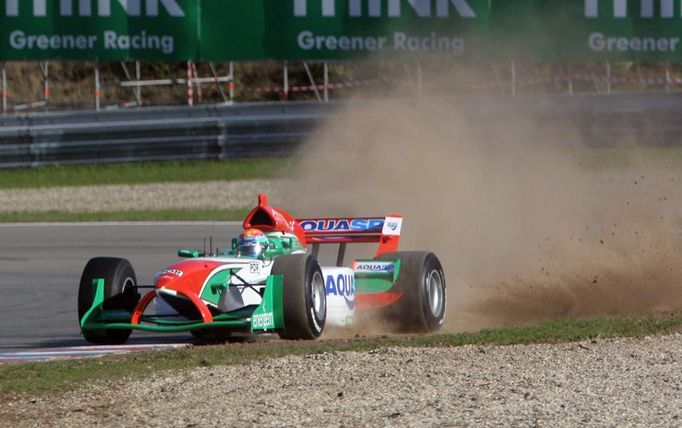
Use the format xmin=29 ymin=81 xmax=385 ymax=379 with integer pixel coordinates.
xmin=237 ymin=228 xmax=269 ymax=258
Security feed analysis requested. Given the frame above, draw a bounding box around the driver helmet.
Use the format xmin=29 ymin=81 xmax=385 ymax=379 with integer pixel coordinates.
xmin=237 ymin=228 xmax=269 ymax=258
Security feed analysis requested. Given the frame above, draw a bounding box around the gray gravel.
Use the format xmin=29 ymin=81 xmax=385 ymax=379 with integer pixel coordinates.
xmin=0 ymin=180 xmax=279 ymax=213
xmin=3 ymin=334 xmax=681 ymax=427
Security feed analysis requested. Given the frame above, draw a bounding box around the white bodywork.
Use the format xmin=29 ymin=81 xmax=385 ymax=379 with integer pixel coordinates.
xmin=320 ymin=267 xmax=355 ymax=327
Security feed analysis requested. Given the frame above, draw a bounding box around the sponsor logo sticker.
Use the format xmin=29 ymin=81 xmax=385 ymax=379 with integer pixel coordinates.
xmin=252 ymin=312 xmax=274 ymax=329
xmin=382 ymin=216 xmax=402 ymax=236
xmin=353 ymin=261 xmax=395 ymax=273
xmin=161 ymin=268 xmax=183 ymax=277
xmin=299 ymin=218 xmax=385 ymax=233
xmin=325 ymin=273 xmax=355 ymax=309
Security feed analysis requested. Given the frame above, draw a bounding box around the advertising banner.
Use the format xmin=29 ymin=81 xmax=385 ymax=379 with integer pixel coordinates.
xmin=204 ymin=0 xmax=492 ymax=61
xmin=1 ymin=1 xmax=682 ymax=62
xmin=0 ymin=0 xmax=198 ymax=60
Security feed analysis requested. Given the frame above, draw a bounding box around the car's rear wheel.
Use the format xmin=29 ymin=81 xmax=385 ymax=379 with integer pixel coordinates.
xmin=78 ymin=257 xmax=140 ymax=345
xmin=379 ymin=251 xmax=446 ymax=333
xmin=272 ymin=254 xmax=326 ymax=340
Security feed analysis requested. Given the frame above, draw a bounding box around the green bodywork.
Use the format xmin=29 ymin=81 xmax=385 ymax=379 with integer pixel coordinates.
xmin=178 ymin=233 xmax=305 ymax=261
xmin=353 ymin=259 xmax=401 ymax=294
xmin=200 ymin=269 xmax=232 ymax=306
xmin=230 ymin=234 xmax=306 ymax=260
xmin=250 ymin=275 xmax=285 ymax=332
xmin=80 ymin=275 xmax=285 ymax=334
xmin=260 ymin=234 xmax=306 ymax=259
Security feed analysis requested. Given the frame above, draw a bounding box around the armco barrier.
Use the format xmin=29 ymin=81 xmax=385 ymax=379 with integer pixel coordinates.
xmin=1 ymin=94 xmax=682 ymax=168
xmin=0 ymin=102 xmax=338 ymax=168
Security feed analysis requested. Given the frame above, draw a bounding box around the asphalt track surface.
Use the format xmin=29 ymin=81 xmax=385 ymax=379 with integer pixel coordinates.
xmin=0 ymin=222 xmax=243 ymax=353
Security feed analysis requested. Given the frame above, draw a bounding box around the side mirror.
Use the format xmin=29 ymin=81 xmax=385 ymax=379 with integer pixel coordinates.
xmin=231 ymin=238 xmax=238 ymax=252
xmin=178 ymin=249 xmax=201 ymax=258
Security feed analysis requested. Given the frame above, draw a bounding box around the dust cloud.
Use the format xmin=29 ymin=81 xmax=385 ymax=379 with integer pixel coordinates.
xmin=282 ymin=90 xmax=682 ymax=332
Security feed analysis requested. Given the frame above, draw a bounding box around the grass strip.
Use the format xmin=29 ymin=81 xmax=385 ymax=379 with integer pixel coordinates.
xmin=1 ymin=314 xmax=681 ymax=396
xmin=2 ymin=147 xmax=682 ymax=191
xmin=0 ymin=158 xmax=289 ymax=189
xmin=0 ymin=208 xmax=251 ymax=222
xmin=0 ymin=148 xmax=680 ymax=191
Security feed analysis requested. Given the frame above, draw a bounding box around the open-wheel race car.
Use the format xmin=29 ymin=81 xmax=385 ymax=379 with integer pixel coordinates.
xmin=78 ymin=194 xmax=446 ymax=344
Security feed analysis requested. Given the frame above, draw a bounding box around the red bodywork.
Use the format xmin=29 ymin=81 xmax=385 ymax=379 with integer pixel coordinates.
xmin=245 ymin=193 xmax=401 ymax=257
xmin=243 ymin=194 xmax=308 ymax=245
xmin=132 ymin=259 xmax=226 ymax=325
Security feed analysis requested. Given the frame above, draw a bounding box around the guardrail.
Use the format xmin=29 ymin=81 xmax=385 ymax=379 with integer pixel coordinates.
xmin=0 ymin=94 xmax=681 ymax=168
xmin=0 ymin=102 xmax=339 ymax=168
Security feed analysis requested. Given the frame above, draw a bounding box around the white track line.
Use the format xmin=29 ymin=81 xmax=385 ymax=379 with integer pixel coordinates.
xmin=0 ymin=344 xmax=190 ymax=362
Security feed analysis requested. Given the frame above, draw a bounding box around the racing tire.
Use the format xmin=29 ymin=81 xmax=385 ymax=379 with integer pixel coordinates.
xmin=271 ymin=254 xmax=326 ymax=340
xmin=78 ymin=257 xmax=140 ymax=345
xmin=379 ymin=251 xmax=446 ymax=333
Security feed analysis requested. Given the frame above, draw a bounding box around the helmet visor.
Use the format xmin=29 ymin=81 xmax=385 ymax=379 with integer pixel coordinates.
xmin=238 ymin=241 xmax=267 ymax=258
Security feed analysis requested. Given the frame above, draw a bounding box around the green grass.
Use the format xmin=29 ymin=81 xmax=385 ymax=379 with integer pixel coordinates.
xmin=0 ymin=158 xmax=289 ymax=189
xmin=1 ymin=147 xmax=682 ymax=191
xmin=0 ymin=208 xmax=251 ymax=223
xmin=2 ymin=314 xmax=681 ymax=396
xmin=1 ymin=147 xmax=680 ymax=191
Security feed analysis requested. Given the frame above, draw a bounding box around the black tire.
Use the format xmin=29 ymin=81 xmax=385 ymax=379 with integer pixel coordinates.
xmin=379 ymin=251 xmax=446 ymax=333
xmin=78 ymin=257 xmax=140 ymax=345
xmin=271 ymin=254 xmax=326 ymax=340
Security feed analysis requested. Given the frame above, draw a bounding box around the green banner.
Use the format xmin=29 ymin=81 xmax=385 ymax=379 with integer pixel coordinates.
xmin=1 ymin=1 xmax=682 ymax=61
xmin=1 ymin=0 xmax=198 ymax=60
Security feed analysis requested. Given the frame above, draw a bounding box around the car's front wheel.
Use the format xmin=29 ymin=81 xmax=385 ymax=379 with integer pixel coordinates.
xmin=272 ymin=254 xmax=326 ymax=340
xmin=78 ymin=257 xmax=140 ymax=345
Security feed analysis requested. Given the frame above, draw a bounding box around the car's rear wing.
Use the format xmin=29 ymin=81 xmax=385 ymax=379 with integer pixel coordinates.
xmin=296 ymin=216 xmax=403 ymax=264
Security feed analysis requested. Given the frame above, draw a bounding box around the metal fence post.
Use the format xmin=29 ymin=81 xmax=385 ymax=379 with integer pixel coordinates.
xmin=568 ymin=67 xmax=574 ymax=95
xmin=135 ymin=61 xmax=141 ymax=105
xmin=208 ymin=62 xmax=228 ymax=103
xmin=417 ymin=61 xmax=423 ymax=97
xmin=229 ymin=61 xmax=235 ymax=102
xmin=303 ymin=61 xmax=322 ymax=102
xmin=95 ymin=60 xmax=101 ymax=111
xmin=511 ymin=61 xmax=517 ymax=96
xmin=41 ymin=61 xmax=49 ymax=111
xmin=187 ymin=60 xmax=194 ymax=107
xmin=283 ymin=61 xmax=289 ymax=100
xmin=192 ymin=61 xmax=202 ymax=103
xmin=323 ymin=61 xmax=329 ymax=103
xmin=1 ymin=62 xmax=6 ymax=114
xmin=606 ymin=62 xmax=611 ymax=94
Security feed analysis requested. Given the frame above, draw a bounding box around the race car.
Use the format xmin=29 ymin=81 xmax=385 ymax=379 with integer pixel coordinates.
xmin=78 ymin=194 xmax=446 ymax=344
